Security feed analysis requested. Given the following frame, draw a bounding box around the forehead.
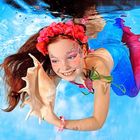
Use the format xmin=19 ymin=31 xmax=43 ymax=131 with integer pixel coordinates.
xmin=48 ymin=39 xmax=80 ymax=57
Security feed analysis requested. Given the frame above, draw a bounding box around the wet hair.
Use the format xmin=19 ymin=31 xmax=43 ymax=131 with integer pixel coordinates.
xmin=0 ymin=23 xmax=88 ymax=112
xmin=3 ymin=0 xmax=112 ymax=17
xmin=0 ymin=32 xmax=52 ymax=112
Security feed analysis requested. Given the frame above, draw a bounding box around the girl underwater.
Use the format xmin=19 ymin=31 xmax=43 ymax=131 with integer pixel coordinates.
xmin=0 ymin=18 xmax=140 ymax=132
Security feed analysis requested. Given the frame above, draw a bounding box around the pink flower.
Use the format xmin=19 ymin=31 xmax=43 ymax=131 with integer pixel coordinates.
xmin=84 ymin=78 xmax=93 ymax=92
xmin=65 ymin=27 xmax=73 ymax=34
xmin=36 ymin=22 xmax=88 ymax=55
xmin=45 ymin=27 xmax=54 ymax=37
xmin=37 ymin=37 xmax=44 ymax=42
xmin=80 ymin=17 xmax=88 ymax=24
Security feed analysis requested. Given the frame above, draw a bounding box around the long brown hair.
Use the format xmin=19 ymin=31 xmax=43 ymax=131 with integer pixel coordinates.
xmin=0 ymin=31 xmax=54 ymax=112
xmin=0 ymin=23 xmax=88 ymax=112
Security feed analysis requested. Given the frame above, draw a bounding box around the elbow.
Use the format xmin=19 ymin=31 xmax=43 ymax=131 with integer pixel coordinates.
xmin=92 ymin=117 xmax=105 ymax=130
xmin=97 ymin=122 xmax=104 ymax=130
xmin=96 ymin=122 xmax=104 ymax=130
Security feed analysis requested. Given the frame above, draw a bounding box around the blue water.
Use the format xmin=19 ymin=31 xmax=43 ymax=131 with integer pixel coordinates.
xmin=0 ymin=1 xmax=140 ymax=140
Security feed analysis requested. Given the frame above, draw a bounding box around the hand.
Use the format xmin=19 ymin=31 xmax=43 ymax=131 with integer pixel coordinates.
xmin=42 ymin=102 xmax=60 ymax=126
xmin=19 ymin=53 xmax=56 ymax=123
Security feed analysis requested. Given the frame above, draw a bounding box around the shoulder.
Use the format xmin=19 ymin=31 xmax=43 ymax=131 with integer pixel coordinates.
xmin=85 ymin=48 xmax=114 ymax=75
xmin=86 ymin=49 xmax=113 ymax=94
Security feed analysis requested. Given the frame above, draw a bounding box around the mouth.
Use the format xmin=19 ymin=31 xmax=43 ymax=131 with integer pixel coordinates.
xmin=62 ymin=70 xmax=76 ymax=76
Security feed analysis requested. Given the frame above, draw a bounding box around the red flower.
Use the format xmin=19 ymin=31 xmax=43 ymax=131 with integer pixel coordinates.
xmin=36 ymin=21 xmax=88 ymax=55
xmin=36 ymin=41 xmax=48 ymax=56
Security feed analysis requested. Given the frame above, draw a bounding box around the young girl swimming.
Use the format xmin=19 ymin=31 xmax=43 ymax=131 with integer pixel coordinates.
xmin=0 ymin=20 xmax=139 ymax=132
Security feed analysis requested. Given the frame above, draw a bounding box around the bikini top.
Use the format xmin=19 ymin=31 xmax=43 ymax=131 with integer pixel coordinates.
xmin=70 ymin=48 xmax=126 ymax=95
xmin=70 ymin=67 xmax=112 ymax=95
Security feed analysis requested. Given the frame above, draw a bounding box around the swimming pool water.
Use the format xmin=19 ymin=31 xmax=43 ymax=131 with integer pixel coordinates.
xmin=0 ymin=1 xmax=140 ymax=140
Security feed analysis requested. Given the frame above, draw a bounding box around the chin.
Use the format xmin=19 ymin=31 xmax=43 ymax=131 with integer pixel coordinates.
xmin=60 ymin=75 xmax=76 ymax=82
xmin=57 ymin=72 xmax=78 ymax=82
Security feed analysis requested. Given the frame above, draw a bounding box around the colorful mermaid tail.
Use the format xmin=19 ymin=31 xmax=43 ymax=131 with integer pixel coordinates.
xmin=114 ymin=18 xmax=140 ymax=91
xmin=122 ymin=23 xmax=140 ymax=90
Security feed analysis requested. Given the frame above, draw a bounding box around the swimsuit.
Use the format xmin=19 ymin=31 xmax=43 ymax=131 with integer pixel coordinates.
xmin=88 ymin=20 xmax=139 ymax=97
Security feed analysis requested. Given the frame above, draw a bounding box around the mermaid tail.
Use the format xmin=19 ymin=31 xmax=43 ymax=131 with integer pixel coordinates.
xmin=87 ymin=19 xmax=138 ymax=97
xmin=122 ymin=25 xmax=140 ymax=90
xmin=114 ymin=18 xmax=140 ymax=91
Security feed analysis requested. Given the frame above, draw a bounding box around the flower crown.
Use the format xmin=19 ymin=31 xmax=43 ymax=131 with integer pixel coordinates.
xmin=36 ymin=21 xmax=88 ymax=56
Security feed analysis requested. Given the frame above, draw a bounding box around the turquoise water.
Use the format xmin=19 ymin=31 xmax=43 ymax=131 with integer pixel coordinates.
xmin=0 ymin=1 xmax=140 ymax=140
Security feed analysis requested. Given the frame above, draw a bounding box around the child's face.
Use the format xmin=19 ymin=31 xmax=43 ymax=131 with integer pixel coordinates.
xmin=48 ymin=39 xmax=86 ymax=82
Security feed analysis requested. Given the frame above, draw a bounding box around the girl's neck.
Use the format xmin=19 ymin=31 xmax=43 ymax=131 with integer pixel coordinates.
xmin=74 ymin=74 xmax=85 ymax=84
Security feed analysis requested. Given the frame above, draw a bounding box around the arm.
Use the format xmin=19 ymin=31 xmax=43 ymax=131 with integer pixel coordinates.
xmin=19 ymin=54 xmax=60 ymax=121
xmin=53 ymin=58 xmax=112 ymax=131
xmin=62 ymin=81 xmax=110 ymax=131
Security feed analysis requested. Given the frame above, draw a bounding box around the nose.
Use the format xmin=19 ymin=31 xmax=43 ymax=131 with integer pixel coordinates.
xmin=61 ymin=60 xmax=71 ymax=71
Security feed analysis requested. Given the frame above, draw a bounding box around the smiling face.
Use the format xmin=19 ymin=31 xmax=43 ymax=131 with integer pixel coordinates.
xmin=48 ymin=38 xmax=86 ymax=82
